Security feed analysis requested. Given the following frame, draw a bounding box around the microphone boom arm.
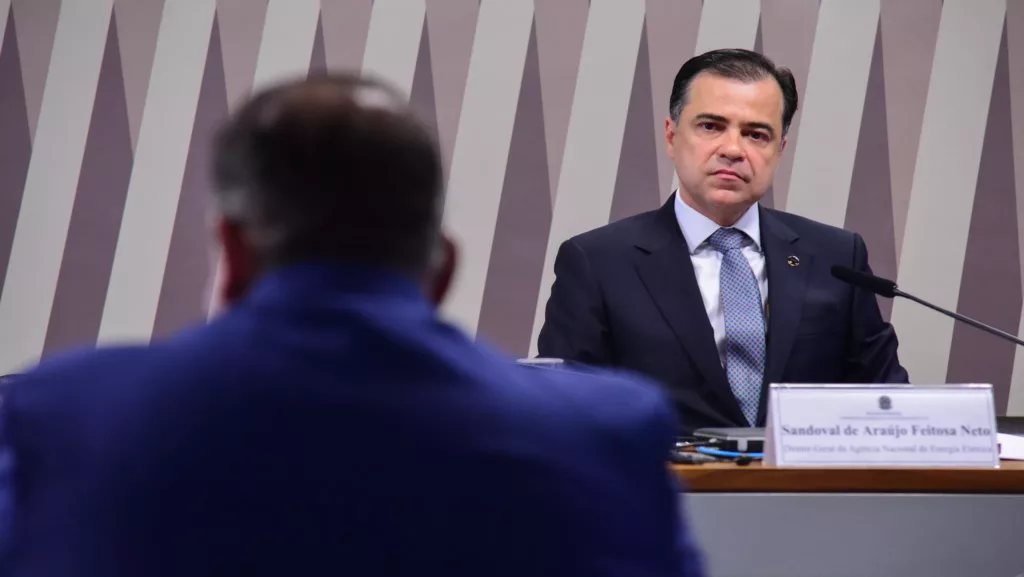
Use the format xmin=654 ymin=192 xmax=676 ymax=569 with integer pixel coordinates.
xmin=894 ymin=288 xmax=1024 ymax=347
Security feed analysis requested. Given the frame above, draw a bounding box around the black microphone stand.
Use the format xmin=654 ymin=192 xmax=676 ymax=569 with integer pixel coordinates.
xmin=894 ymin=288 xmax=1024 ymax=347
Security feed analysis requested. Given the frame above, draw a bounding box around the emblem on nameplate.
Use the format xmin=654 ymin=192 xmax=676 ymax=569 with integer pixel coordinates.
xmin=878 ymin=395 xmax=892 ymax=411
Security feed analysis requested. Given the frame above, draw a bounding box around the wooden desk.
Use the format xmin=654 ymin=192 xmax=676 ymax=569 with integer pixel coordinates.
xmin=673 ymin=460 xmax=1024 ymax=577
xmin=674 ymin=459 xmax=1024 ymax=493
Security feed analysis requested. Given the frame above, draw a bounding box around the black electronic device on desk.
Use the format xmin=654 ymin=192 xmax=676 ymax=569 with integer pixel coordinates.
xmin=670 ymin=427 xmax=764 ymax=466
xmin=997 ymin=417 xmax=1024 ymax=436
xmin=692 ymin=427 xmax=765 ymax=453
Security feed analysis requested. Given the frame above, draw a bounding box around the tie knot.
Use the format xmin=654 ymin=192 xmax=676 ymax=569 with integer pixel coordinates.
xmin=707 ymin=227 xmax=747 ymax=253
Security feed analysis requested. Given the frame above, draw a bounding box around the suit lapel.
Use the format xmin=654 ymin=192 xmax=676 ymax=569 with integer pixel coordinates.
xmin=634 ymin=199 xmax=747 ymax=425
xmin=760 ymin=208 xmax=812 ymax=400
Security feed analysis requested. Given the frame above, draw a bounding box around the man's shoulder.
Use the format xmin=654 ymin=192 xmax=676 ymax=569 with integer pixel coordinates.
xmin=3 ymin=319 xmax=247 ymax=417
xmin=764 ymin=207 xmax=859 ymax=244
xmin=507 ymin=363 xmax=678 ymax=477
xmin=562 ymin=207 xmax=663 ymax=254
xmin=492 ymin=356 xmax=677 ymax=441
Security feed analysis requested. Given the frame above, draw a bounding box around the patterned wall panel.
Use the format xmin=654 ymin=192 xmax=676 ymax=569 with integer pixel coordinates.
xmin=1 ymin=0 xmax=1023 ymax=416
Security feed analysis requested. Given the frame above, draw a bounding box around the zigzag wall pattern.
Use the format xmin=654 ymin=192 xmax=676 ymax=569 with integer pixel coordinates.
xmin=1 ymin=0 xmax=1023 ymax=415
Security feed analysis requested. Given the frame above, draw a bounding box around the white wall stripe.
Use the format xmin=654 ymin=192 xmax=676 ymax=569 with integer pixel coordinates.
xmin=361 ymin=0 xmax=426 ymax=97
xmin=249 ymin=0 xmax=321 ymax=90
xmin=784 ymin=0 xmax=880 ymax=227
xmin=528 ymin=0 xmax=646 ymax=356
xmin=1010 ymin=314 xmax=1024 ymax=414
xmin=670 ymin=0 xmax=763 ymax=193
xmin=0 ymin=0 xmax=113 ymax=373
xmin=890 ymin=0 xmax=1006 ymax=384
xmin=96 ymin=0 xmax=217 ymax=345
xmin=206 ymin=0 xmax=322 ymax=318
xmin=694 ymin=0 xmax=760 ymax=54
xmin=439 ymin=0 xmax=534 ymax=334
xmin=1011 ymin=336 xmax=1024 ymax=414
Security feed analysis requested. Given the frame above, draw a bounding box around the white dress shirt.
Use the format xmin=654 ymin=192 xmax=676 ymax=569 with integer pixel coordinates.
xmin=674 ymin=193 xmax=768 ymax=365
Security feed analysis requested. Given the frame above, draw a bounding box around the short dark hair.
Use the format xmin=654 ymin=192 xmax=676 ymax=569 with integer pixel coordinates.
xmin=668 ymin=48 xmax=799 ymax=137
xmin=211 ymin=74 xmax=443 ymax=274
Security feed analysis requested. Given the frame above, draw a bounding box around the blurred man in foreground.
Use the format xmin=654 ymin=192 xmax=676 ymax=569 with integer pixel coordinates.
xmin=0 ymin=75 xmax=703 ymax=577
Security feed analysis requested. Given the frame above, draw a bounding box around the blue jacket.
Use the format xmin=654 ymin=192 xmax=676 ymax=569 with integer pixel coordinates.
xmin=1 ymin=263 xmax=703 ymax=577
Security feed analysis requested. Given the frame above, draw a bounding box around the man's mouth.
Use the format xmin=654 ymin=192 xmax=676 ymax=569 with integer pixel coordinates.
xmin=712 ymin=170 xmax=744 ymax=181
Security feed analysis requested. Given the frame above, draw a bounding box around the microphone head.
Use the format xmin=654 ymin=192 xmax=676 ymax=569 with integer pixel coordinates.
xmin=830 ymin=265 xmax=897 ymax=298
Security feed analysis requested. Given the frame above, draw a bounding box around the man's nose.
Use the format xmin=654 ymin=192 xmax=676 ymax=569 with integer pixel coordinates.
xmin=718 ymin=133 xmax=744 ymax=161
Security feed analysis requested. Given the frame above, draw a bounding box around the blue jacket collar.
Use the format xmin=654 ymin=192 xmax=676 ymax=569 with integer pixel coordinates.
xmin=243 ymin=261 xmax=429 ymax=308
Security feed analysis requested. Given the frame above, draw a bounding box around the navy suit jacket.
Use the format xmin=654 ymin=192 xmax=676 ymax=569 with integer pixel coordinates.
xmin=538 ymin=197 xmax=909 ymax=434
xmin=0 ymin=263 xmax=703 ymax=577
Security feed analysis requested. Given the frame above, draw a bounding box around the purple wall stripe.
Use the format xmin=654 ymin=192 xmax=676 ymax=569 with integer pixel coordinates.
xmin=425 ymin=0 xmax=479 ymax=183
xmin=0 ymin=11 xmax=31 ymax=302
xmin=880 ymin=0 xmax=942 ymax=265
xmin=477 ymin=23 xmax=551 ymax=358
xmin=844 ymin=21 xmax=898 ymax=322
xmin=759 ymin=0 xmax=819 ymax=211
xmin=409 ymin=19 xmax=439 ymax=153
xmin=217 ymin=0 xmax=269 ymax=110
xmin=151 ymin=15 xmax=229 ymax=340
xmin=535 ymin=0 xmax=589 ymax=204
xmin=1008 ymin=0 xmax=1024 ymax=294
xmin=753 ymin=14 xmax=763 ymax=54
xmin=946 ymin=23 xmax=1021 ymax=414
xmin=609 ymin=24 xmax=662 ymax=223
xmin=1008 ymin=0 xmax=1024 ymax=412
xmin=43 ymin=15 xmax=133 ymax=356
xmin=309 ymin=13 xmax=327 ymax=76
xmin=11 ymin=0 xmax=60 ymax=145
xmin=643 ymin=0 xmax=702 ymax=199
xmin=114 ymin=0 xmax=166 ymax=151
xmin=755 ymin=17 xmax=773 ymax=210
xmin=320 ymin=0 xmax=374 ymax=71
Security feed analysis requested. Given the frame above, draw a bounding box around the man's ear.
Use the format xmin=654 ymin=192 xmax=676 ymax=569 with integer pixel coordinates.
xmin=426 ymin=234 xmax=457 ymax=306
xmin=664 ymin=116 xmax=678 ymax=158
xmin=214 ymin=217 xmax=257 ymax=308
xmin=780 ymin=135 xmax=788 ymax=153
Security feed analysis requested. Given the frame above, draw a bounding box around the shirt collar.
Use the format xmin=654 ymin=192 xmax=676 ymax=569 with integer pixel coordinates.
xmin=673 ymin=191 xmax=761 ymax=254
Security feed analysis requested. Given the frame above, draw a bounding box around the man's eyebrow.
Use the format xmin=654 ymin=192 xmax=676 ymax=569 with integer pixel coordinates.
xmin=694 ymin=113 xmax=728 ymax=123
xmin=744 ymin=121 xmax=775 ymax=136
xmin=694 ymin=113 xmax=776 ymax=137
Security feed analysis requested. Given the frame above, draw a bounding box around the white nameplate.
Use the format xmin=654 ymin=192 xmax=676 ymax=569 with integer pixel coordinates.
xmin=763 ymin=384 xmax=999 ymax=468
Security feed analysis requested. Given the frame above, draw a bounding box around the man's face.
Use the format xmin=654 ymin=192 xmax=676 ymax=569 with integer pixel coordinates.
xmin=665 ymin=72 xmax=786 ymax=226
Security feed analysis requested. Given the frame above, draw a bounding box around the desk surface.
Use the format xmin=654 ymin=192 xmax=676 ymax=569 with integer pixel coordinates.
xmin=674 ymin=459 xmax=1024 ymax=493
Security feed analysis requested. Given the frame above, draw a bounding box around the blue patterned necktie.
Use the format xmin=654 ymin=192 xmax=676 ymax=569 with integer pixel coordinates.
xmin=707 ymin=227 xmax=765 ymax=426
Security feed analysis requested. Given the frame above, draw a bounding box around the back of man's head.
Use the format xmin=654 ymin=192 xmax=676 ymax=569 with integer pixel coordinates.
xmin=210 ymin=74 xmax=444 ymax=297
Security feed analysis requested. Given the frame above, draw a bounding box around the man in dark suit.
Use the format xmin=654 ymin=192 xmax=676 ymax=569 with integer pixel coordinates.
xmin=538 ymin=49 xmax=908 ymax=434
xmin=0 ymin=75 xmax=703 ymax=576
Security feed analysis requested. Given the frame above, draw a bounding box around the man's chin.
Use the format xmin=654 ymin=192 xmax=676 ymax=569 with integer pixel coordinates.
xmin=708 ymin=188 xmax=758 ymax=207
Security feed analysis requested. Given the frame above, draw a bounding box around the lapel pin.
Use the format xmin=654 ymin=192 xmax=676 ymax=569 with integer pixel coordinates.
xmin=786 ymin=255 xmax=800 ymax=267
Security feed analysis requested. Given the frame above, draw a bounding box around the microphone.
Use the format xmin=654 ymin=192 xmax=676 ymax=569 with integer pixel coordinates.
xmin=830 ymin=265 xmax=1024 ymax=347
xmin=830 ymin=266 xmax=898 ymax=298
